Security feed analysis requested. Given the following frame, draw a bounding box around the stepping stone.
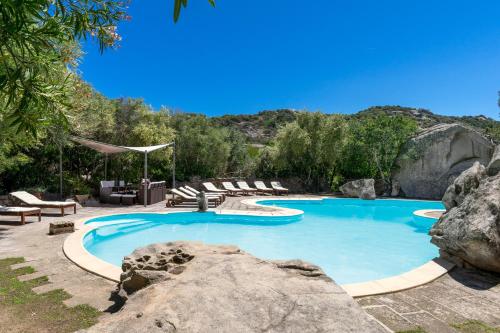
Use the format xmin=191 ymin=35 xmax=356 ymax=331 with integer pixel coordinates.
xmin=32 ymin=283 xmax=60 ymax=295
xmin=10 ymin=262 xmax=34 ymax=270
xmin=18 ymin=271 xmax=48 ymax=282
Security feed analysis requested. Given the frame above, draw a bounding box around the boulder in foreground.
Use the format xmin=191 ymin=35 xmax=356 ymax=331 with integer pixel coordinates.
xmin=83 ymin=242 xmax=385 ymax=333
xmin=340 ymin=179 xmax=376 ymax=200
xmin=430 ymin=173 xmax=500 ymax=273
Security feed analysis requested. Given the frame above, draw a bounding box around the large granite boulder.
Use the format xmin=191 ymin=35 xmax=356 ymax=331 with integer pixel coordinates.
xmin=487 ymin=144 xmax=500 ymax=176
xmin=340 ymin=179 xmax=376 ymax=200
xmin=430 ymin=173 xmax=500 ymax=273
xmin=392 ymin=123 xmax=493 ymax=199
xmin=441 ymin=162 xmax=487 ymax=211
xmin=83 ymin=242 xmax=385 ymax=333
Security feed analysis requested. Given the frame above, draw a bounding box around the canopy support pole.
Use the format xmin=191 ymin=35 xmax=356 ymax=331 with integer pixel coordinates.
xmin=104 ymin=153 xmax=108 ymax=181
xmin=59 ymin=144 xmax=63 ymax=200
xmin=144 ymin=151 xmax=148 ymax=207
xmin=172 ymin=141 xmax=176 ymax=189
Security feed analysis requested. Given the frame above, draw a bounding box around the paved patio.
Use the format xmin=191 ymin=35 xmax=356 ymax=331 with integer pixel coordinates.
xmin=0 ymin=196 xmax=498 ymax=332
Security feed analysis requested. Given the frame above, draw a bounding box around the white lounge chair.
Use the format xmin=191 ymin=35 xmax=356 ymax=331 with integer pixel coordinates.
xmin=167 ymin=189 xmax=221 ymax=207
xmin=185 ymin=185 xmax=225 ymax=202
xmin=254 ymin=181 xmax=274 ymax=195
xmin=10 ymin=191 xmax=77 ymax=216
xmin=236 ymin=181 xmax=258 ymax=194
xmin=179 ymin=187 xmax=224 ymax=202
xmin=270 ymin=182 xmax=289 ymax=195
xmin=0 ymin=205 xmax=41 ymax=224
xmin=222 ymin=182 xmax=247 ymax=195
xmin=202 ymin=182 xmax=228 ymax=193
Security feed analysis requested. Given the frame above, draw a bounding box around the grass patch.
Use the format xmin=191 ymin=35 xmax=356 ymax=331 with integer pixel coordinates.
xmin=0 ymin=257 xmax=101 ymax=333
xmin=397 ymin=328 xmax=427 ymax=333
xmin=452 ymin=320 xmax=500 ymax=333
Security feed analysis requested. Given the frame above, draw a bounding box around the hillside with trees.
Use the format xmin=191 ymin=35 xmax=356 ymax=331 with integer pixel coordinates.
xmin=3 ymin=76 xmax=498 ymax=196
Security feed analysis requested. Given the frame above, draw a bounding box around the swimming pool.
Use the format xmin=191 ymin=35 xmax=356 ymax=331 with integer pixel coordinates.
xmin=83 ymin=198 xmax=444 ymax=285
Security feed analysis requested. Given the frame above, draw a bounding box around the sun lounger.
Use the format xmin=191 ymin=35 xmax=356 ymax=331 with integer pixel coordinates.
xmin=0 ymin=205 xmax=41 ymax=224
xmin=202 ymin=182 xmax=228 ymax=194
xmin=222 ymin=182 xmax=247 ymax=195
xmin=236 ymin=181 xmax=258 ymax=194
xmin=167 ymin=189 xmax=221 ymax=207
xmin=10 ymin=191 xmax=77 ymax=216
xmin=254 ymin=181 xmax=274 ymax=195
xmin=270 ymin=182 xmax=289 ymax=195
xmin=185 ymin=185 xmax=225 ymax=202
xmin=178 ymin=187 xmax=224 ymax=201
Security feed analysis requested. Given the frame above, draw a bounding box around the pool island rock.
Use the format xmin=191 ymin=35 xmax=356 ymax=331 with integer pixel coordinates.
xmin=340 ymin=179 xmax=376 ymax=200
xmin=82 ymin=241 xmax=385 ymax=333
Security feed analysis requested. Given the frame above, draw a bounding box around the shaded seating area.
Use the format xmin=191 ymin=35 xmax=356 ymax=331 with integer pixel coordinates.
xmin=71 ymin=137 xmax=175 ymax=207
xmin=10 ymin=191 xmax=77 ymax=216
xmin=0 ymin=205 xmax=41 ymax=224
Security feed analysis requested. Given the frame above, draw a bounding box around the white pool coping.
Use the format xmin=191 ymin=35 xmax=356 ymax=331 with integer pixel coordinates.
xmin=63 ymin=197 xmax=454 ymax=298
xmin=413 ymin=209 xmax=446 ymax=219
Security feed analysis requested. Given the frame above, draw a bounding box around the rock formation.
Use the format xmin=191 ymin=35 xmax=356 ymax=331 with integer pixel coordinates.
xmin=340 ymin=179 xmax=376 ymax=200
xmin=83 ymin=242 xmax=385 ymax=333
xmin=487 ymin=144 xmax=500 ymax=176
xmin=441 ymin=162 xmax=487 ymax=211
xmin=430 ymin=173 xmax=500 ymax=273
xmin=392 ymin=123 xmax=493 ymax=199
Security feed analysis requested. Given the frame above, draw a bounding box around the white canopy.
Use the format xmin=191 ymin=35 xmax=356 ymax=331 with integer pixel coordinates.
xmin=70 ymin=137 xmax=173 ymax=154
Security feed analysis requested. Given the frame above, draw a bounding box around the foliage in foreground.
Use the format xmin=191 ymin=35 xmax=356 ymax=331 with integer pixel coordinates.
xmin=0 ymin=257 xmax=101 ymax=333
xmin=452 ymin=320 xmax=500 ymax=333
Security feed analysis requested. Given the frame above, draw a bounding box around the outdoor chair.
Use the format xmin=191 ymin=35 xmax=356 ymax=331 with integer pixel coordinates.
xmin=254 ymin=181 xmax=275 ymax=195
xmin=202 ymin=182 xmax=228 ymax=193
xmin=222 ymin=182 xmax=247 ymax=196
xmin=180 ymin=187 xmax=225 ymax=202
xmin=270 ymin=181 xmax=289 ymax=195
xmin=185 ymin=185 xmax=226 ymax=202
xmin=10 ymin=191 xmax=77 ymax=216
xmin=167 ymin=189 xmax=220 ymax=207
xmin=236 ymin=181 xmax=258 ymax=195
xmin=0 ymin=205 xmax=42 ymax=224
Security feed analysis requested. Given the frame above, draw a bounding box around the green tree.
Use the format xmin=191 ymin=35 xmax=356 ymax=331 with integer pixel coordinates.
xmin=342 ymin=114 xmax=418 ymax=186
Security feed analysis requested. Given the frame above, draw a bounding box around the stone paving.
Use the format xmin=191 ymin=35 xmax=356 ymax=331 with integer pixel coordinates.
xmin=0 ymin=195 xmax=499 ymax=332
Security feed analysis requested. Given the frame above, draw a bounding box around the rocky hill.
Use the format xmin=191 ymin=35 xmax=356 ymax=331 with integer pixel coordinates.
xmin=212 ymin=106 xmax=499 ymax=143
xmin=212 ymin=109 xmax=297 ymax=143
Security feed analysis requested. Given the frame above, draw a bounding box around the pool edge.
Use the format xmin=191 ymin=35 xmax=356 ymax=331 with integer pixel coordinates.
xmin=63 ymin=200 xmax=454 ymax=297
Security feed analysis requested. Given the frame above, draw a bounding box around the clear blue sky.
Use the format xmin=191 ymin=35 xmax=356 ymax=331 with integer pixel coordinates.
xmin=80 ymin=0 xmax=500 ymax=119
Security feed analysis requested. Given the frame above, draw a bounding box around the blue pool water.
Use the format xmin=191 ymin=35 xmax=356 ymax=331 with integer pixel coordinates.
xmin=83 ymin=198 xmax=444 ymax=284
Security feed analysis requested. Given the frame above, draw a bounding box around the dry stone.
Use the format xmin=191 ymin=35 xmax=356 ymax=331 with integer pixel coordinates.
xmin=430 ymin=173 xmax=500 ymax=273
xmin=83 ymin=242 xmax=385 ymax=333
xmin=340 ymin=179 xmax=376 ymax=200
xmin=392 ymin=124 xmax=493 ymax=199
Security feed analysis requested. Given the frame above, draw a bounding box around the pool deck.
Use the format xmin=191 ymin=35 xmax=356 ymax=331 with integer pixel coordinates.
xmin=0 ymin=195 xmax=498 ymax=332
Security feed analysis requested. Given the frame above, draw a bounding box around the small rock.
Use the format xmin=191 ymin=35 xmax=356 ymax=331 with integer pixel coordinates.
xmin=340 ymin=179 xmax=376 ymax=200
